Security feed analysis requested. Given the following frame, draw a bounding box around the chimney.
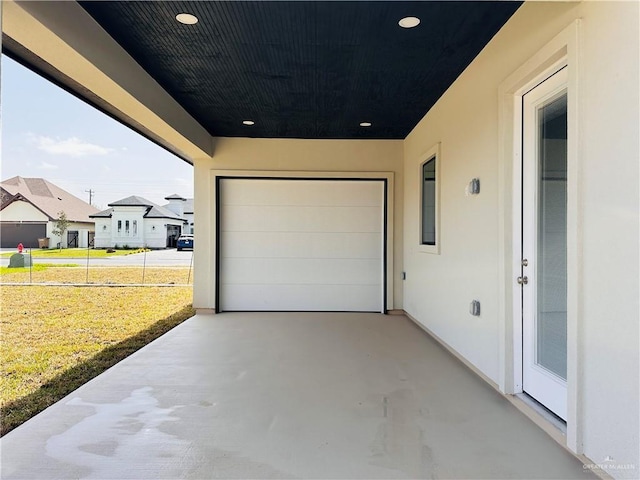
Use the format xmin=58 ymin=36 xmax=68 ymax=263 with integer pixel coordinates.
xmin=164 ymin=194 xmax=186 ymax=218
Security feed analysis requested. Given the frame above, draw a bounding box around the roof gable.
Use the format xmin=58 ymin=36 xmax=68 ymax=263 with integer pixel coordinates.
xmin=164 ymin=193 xmax=185 ymax=200
xmin=108 ymin=195 xmax=155 ymax=207
xmin=103 ymin=195 xmax=183 ymax=221
xmin=89 ymin=207 xmax=114 ymax=218
xmin=0 ymin=176 xmax=99 ymax=222
xmin=0 ymin=197 xmax=50 ymax=222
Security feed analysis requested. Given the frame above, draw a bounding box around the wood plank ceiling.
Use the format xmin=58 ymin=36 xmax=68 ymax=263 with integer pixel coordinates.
xmin=79 ymin=1 xmax=521 ymax=139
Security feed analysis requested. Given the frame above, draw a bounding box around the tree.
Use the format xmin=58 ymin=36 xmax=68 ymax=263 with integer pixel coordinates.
xmin=52 ymin=211 xmax=69 ymax=250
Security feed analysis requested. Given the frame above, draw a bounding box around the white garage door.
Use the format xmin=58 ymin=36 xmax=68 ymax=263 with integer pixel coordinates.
xmin=219 ymin=178 xmax=385 ymax=312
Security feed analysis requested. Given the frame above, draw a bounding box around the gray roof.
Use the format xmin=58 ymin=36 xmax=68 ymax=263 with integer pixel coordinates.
xmin=89 ymin=207 xmax=114 ymax=218
xmin=1 ymin=176 xmax=99 ymax=222
xmin=163 ymin=197 xmax=193 ymax=214
xmin=145 ymin=204 xmax=183 ymax=220
xmin=108 ymin=195 xmax=154 ymax=207
xmin=96 ymin=195 xmax=183 ymax=221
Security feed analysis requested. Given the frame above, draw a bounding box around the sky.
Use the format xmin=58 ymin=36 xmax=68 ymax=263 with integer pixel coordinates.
xmin=0 ymin=55 xmax=194 ymax=210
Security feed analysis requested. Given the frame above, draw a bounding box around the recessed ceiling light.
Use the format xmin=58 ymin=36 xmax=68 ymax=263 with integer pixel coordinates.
xmin=360 ymin=122 xmax=372 ymax=127
xmin=176 ymin=13 xmax=198 ymax=25
xmin=398 ymin=16 xmax=420 ymax=29
xmin=243 ymin=120 xmax=255 ymax=126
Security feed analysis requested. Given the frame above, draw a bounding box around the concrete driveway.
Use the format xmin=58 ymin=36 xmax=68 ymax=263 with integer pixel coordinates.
xmin=0 ymin=248 xmax=193 ymax=267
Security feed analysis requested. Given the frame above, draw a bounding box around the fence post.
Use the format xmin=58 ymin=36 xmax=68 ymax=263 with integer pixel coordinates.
xmin=86 ymin=238 xmax=91 ymax=284
xmin=142 ymin=246 xmax=147 ymax=284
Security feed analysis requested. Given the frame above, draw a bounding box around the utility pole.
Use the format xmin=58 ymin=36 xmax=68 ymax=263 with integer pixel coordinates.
xmin=85 ymin=189 xmax=95 ymax=205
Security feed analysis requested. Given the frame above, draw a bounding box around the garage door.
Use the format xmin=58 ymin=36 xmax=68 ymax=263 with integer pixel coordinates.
xmin=0 ymin=223 xmax=47 ymax=248
xmin=218 ymin=178 xmax=385 ymax=312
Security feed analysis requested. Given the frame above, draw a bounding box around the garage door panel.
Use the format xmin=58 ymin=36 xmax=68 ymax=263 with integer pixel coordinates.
xmin=219 ymin=178 xmax=384 ymax=312
xmin=222 ymin=205 xmax=382 ymax=233
xmin=222 ymin=179 xmax=383 ymax=207
xmin=220 ymin=284 xmax=381 ymax=311
xmin=0 ymin=223 xmax=47 ymax=248
xmin=221 ymin=258 xmax=382 ymax=285
xmin=221 ymin=231 xmax=382 ymax=259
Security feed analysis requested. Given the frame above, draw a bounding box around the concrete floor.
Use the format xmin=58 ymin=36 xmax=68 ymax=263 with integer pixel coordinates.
xmin=1 ymin=313 xmax=595 ymax=479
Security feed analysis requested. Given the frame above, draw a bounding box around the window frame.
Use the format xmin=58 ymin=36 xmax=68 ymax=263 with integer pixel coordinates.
xmin=418 ymin=143 xmax=441 ymax=254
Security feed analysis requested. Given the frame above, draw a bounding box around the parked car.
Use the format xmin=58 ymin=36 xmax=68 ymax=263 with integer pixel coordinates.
xmin=176 ymin=234 xmax=194 ymax=251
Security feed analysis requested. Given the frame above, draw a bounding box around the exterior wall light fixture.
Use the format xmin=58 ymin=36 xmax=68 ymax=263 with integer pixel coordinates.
xmin=467 ymin=178 xmax=480 ymax=195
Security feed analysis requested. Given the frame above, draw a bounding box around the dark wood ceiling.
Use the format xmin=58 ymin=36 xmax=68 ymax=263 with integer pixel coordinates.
xmin=79 ymin=1 xmax=521 ymax=139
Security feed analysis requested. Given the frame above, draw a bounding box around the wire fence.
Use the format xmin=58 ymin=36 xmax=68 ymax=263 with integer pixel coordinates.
xmin=1 ymin=249 xmax=194 ymax=286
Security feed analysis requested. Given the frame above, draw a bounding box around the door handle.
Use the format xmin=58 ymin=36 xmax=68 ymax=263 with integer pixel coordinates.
xmin=517 ymin=276 xmax=529 ymax=285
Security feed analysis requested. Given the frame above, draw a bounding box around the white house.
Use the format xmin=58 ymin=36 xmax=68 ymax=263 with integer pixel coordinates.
xmin=90 ymin=195 xmax=185 ymax=249
xmin=0 ymin=176 xmax=98 ymax=248
xmin=2 ymin=1 xmax=638 ymax=478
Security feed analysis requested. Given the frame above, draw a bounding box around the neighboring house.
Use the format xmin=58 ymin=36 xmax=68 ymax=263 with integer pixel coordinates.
xmin=3 ymin=2 xmax=639 ymax=478
xmin=163 ymin=194 xmax=194 ymax=234
xmin=0 ymin=176 xmax=98 ymax=248
xmin=90 ymin=195 xmax=184 ymax=249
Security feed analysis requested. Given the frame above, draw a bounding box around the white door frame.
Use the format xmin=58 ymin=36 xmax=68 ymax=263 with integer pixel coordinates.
xmin=497 ymin=21 xmax=582 ymax=452
xmin=211 ymin=170 xmax=395 ymax=313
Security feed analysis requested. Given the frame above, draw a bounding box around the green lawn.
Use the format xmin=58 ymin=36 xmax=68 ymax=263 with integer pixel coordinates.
xmin=1 ymin=248 xmax=149 ymax=259
xmin=0 ymin=282 xmax=194 ymax=435
xmin=0 ymin=264 xmax=78 ymax=276
xmin=0 ymin=265 xmax=192 ymax=285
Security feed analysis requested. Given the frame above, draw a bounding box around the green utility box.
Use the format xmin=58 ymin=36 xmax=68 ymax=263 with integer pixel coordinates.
xmin=8 ymin=253 xmax=33 ymax=268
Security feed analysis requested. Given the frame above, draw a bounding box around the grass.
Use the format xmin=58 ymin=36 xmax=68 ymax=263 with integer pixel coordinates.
xmin=0 ymin=264 xmax=78 ymax=276
xmin=0 ymin=266 xmax=193 ymax=285
xmin=0 ymin=284 xmax=194 ymax=436
xmin=1 ymin=248 xmax=150 ymax=259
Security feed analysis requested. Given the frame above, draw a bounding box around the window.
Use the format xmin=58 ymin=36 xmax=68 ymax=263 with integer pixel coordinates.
xmin=117 ymin=220 xmax=122 ymax=233
xmin=421 ymin=155 xmax=437 ymax=245
xmin=133 ymin=220 xmax=137 ymax=236
xmin=125 ymin=220 xmax=130 ymax=235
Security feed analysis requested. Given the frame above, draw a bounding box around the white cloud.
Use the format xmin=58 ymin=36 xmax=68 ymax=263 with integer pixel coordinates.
xmin=38 ymin=161 xmax=59 ymax=170
xmin=29 ymin=134 xmax=114 ymax=157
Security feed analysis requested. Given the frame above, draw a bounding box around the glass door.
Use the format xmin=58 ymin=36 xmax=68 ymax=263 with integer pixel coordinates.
xmin=521 ymin=67 xmax=568 ymax=420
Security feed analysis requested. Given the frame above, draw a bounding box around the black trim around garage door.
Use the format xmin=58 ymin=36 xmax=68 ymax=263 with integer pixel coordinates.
xmin=0 ymin=222 xmax=47 ymax=248
xmin=215 ymin=176 xmax=388 ymax=313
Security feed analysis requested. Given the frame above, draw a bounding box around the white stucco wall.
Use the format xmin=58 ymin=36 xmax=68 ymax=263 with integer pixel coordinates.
xmin=0 ymin=200 xmax=48 ymax=222
xmin=143 ymin=218 xmax=183 ymax=249
xmin=403 ymin=2 xmax=638 ymax=477
xmin=193 ymin=138 xmax=404 ymax=313
xmin=184 ymin=212 xmax=194 ymax=234
xmin=92 ymin=218 xmax=111 ymax=248
xmin=108 ymin=206 xmax=146 ymax=248
xmin=92 ymin=213 xmax=183 ymax=249
xmin=45 ymin=221 xmax=95 ymax=248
